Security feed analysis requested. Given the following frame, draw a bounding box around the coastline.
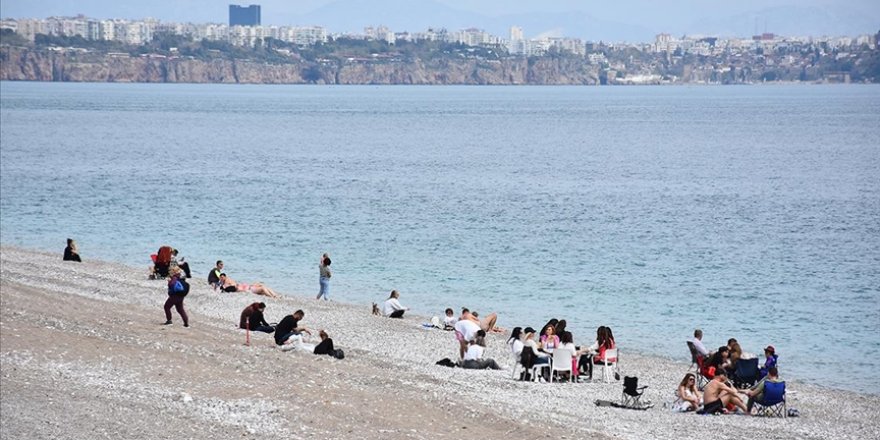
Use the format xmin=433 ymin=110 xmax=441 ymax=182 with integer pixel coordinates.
xmin=2 ymin=245 xmax=878 ymax=440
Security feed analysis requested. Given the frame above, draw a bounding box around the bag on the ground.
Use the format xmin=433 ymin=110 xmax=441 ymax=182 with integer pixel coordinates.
xmin=436 ymin=358 xmax=457 ymax=368
xmin=333 ymin=349 xmax=345 ymax=360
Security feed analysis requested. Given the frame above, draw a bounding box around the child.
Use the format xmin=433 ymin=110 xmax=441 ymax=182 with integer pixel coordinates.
xmin=442 ymin=308 xmax=458 ymax=330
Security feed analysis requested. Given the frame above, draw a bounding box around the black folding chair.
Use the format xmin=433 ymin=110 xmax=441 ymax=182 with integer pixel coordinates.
xmin=621 ymin=376 xmax=653 ymax=409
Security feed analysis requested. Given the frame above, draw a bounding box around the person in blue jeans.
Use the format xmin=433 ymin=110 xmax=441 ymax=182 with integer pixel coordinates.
xmin=316 ymin=253 xmax=332 ymax=301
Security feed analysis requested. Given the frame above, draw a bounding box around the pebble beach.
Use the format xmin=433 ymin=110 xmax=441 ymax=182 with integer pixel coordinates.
xmin=1 ymin=246 xmax=878 ymax=440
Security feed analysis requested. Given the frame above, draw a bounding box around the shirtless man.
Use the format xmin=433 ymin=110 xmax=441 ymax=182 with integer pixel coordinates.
xmin=700 ymin=371 xmax=749 ymax=414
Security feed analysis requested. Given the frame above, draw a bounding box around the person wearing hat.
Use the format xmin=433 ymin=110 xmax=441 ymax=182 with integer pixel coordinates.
xmin=759 ymin=345 xmax=778 ymax=379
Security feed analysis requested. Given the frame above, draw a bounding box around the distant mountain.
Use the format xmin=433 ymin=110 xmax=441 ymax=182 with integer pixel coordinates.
xmin=689 ymin=5 xmax=880 ymax=37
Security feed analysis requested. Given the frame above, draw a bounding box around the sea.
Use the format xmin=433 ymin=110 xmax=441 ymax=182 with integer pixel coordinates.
xmin=1 ymin=81 xmax=878 ymax=394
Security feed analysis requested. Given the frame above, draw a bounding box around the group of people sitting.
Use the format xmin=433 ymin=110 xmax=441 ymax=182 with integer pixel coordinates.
xmin=239 ymin=303 xmax=344 ymax=359
xmin=508 ymin=320 xmax=618 ymax=382
xmin=207 ymin=260 xmax=281 ymax=299
xmin=676 ymin=329 xmax=782 ymax=415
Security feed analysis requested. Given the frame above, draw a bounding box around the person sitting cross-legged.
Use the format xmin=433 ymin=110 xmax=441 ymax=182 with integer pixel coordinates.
xmin=699 ymin=370 xmax=749 ymax=415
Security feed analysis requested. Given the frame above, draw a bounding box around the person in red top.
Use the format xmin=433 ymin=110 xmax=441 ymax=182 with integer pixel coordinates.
xmin=239 ymin=302 xmax=274 ymax=333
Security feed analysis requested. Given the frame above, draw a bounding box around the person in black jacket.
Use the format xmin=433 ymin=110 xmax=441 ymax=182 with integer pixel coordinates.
xmin=63 ymin=238 xmax=82 ymax=262
xmin=274 ymin=310 xmax=311 ymax=346
xmin=240 ymin=302 xmax=274 ymax=333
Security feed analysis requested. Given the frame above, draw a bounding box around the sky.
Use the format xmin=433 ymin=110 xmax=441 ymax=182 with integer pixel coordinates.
xmin=1 ymin=0 xmax=878 ymax=41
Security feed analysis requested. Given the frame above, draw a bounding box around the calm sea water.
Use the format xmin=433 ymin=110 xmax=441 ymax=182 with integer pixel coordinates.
xmin=1 ymin=82 xmax=878 ymax=393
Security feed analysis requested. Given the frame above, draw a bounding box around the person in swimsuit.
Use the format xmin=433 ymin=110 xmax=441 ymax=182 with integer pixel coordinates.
xmin=700 ymin=371 xmax=748 ymax=415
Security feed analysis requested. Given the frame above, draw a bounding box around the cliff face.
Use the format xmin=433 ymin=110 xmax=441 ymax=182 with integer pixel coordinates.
xmin=0 ymin=47 xmax=600 ymax=85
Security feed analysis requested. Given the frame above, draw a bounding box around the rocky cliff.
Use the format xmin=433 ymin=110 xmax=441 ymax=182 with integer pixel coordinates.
xmin=0 ymin=47 xmax=600 ymax=85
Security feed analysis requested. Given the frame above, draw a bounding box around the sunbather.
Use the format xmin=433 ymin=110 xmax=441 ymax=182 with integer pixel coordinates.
xmin=219 ymin=273 xmax=280 ymax=298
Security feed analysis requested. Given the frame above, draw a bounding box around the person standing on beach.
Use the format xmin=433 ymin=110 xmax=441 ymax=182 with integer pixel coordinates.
xmin=63 ymin=238 xmax=81 ymax=262
xmin=316 ymin=253 xmax=331 ymax=301
xmin=163 ymin=267 xmax=189 ymax=327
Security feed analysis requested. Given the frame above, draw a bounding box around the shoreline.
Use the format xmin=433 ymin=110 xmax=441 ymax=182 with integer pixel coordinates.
xmin=2 ymin=245 xmax=879 ymax=440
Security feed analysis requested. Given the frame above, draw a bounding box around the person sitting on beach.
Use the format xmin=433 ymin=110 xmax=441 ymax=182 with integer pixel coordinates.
xmin=520 ymin=327 xmax=551 ymax=380
xmin=557 ymin=331 xmax=579 ymax=381
xmin=539 ymin=319 xmax=559 ymax=338
xmin=274 ymin=309 xmax=312 ymax=346
xmin=673 ymin=373 xmax=703 ymax=412
xmin=240 ymin=302 xmax=274 ymax=334
xmin=743 ymin=366 xmax=782 ymax=413
xmin=725 ymin=338 xmax=743 ymax=374
xmin=699 ymin=370 xmax=748 ymax=415
xmin=454 ymin=314 xmax=482 ymax=359
xmin=703 ymin=346 xmax=729 ymax=379
xmin=442 ymin=308 xmax=458 ymax=330
xmin=759 ymin=345 xmax=778 ymax=379
xmin=508 ymin=327 xmax=524 ymax=359
xmin=313 ymin=330 xmax=344 ymax=359
xmin=382 ymin=290 xmax=409 ymax=318
xmin=63 ymin=238 xmax=82 ymax=262
xmin=691 ymin=329 xmax=710 ymax=357
xmin=208 ymin=261 xmax=223 ymax=289
xmin=170 ymin=248 xmax=191 ymax=278
xmin=461 ymin=331 xmax=503 ymax=370
xmin=540 ymin=325 xmax=560 ymax=351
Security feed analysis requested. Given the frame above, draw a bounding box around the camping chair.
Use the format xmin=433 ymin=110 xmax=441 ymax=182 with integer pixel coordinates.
xmin=551 ymin=348 xmax=575 ymax=383
xmin=153 ymin=245 xmax=172 ymax=278
xmin=686 ymin=341 xmax=702 ymax=373
xmin=732 ymin=358 xmax=760 ymax=389
xmin=596 ymin=348 xmax=619 ymax=383
xmin=620 ymin=376 xmax=653 ymax=409
xmin=753 ymin=381 xmax=786 ymax=417
xmin=695 ymin=356 xmax=711 ymax=390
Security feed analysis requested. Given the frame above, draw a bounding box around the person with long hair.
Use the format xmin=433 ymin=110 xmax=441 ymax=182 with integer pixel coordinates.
xmin=162 ymin=267 xmax=189 ymax=327
xmin=63 ymin=238 xmax=81 ymax=262
xmin=540 ymin=325 xmax=560 ymax=351
xmin=673 ymin=373 xmax=702 ymax=412
xmin=382 ymin=290 xmax=409 ymax=318
xmin=316 ymin=253 xmax=332 ymax=301
xmin=558 ymin=331 xmax=578 ymax=381
xmin=508 ymin=327 xmax=524 ymax=359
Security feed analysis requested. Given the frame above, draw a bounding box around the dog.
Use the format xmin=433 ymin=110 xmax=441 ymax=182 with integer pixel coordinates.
xmin=371 ymin=302 xmax=381 ymax=316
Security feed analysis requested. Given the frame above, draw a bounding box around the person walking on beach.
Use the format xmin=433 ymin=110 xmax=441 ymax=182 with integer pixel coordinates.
xmin=63 ymin=238 xmax=81 ymax=262
xmin=316 ymin=253 xmax=332 ymax=301
xmin=163 ymin=267 xmax=189 ymax=327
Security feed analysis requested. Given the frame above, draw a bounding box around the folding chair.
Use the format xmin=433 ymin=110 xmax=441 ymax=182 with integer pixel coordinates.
xmin=620 ymin=376 xmax=653 ymax=409
xmin=695 ymin=355 xmax=711 ymax=390
xmin=551 ymin=348 xmax=575 ymax=383
xmin=686 ymin=341 xmax=701 ymax=373
xmin=596 ymin=348 xmax=619 ymax=382
xmin=753 ymin=381 xmax=786 ymax=417
xmin=732 ymin=358 xmax=760 ymax=389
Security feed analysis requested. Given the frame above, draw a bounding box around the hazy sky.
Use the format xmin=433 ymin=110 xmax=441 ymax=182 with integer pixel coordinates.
xmin=2 ymin=0 xmax=878 ymax=41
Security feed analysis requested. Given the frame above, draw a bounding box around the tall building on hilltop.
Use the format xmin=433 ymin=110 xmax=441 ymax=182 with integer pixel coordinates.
xmin=229 ymin=4 xmax=260 ymax=26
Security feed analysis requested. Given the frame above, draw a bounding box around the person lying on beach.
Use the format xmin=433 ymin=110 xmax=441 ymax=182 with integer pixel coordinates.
xmin=274 ymin=309 xmax=312 ymax=346
xmin=239 ymin=302 xmax=274 ymax=334
xmin=63 ymin=238 xmax=82 ymax=262
xmin=699 ymin=371 xmax=748 ymax=415
xmin=208 ymin=261 xmax=223 ymax=288
xmin=218 ymin=274 xmax=281 ymax=298
xmin=461 ymin=331 xmax=502 ymax=370
xmin=382 ymin=290 xmax=409 ymax=318
xmin=471 ymin=311 xmax=504 ymax=333
xmin=673 ymin=373 xmax=703 ymax=412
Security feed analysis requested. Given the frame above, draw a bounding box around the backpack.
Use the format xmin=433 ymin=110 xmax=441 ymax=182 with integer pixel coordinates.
xmin=333 ymin=349 xmax=345 ymax=360
xmin=173 ymin=278 xmax=190 ymax=296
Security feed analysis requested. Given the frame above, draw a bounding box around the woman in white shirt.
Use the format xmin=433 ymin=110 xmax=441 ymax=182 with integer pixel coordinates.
xmin=558 ymin=331 xmax=579 ymax=381
xmin=673 ymin=373 xmax=702 ymax=412
xmin=382 ymin=290 xmax=408 ymax=318
xmin=461 ymin=332 xmax=502 ymax=370
xmin=508 ymin=327 xmax=524 ymax=358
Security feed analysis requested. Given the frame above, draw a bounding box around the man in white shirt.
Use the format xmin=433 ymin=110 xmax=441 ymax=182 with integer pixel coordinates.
xmin=691 ymin=329 xmax=710 ymax=357
xmin=454 ymin=316 xmax=481 ymax=359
